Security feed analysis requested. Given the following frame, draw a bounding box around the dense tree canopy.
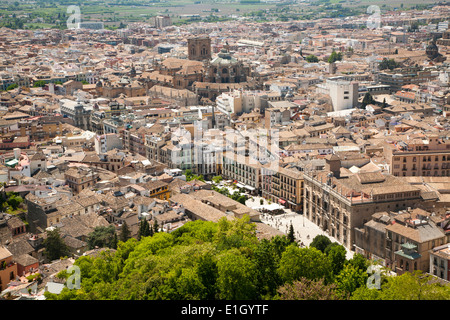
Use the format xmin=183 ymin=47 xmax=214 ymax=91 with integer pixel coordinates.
xmin=328 ymin=50 xmax=343 ymax=63
xmin=44 ymin=217 xmax=450 ymax=300
xmin=43 ymin=229 xmax=70 ymax=261
xmin=379 ymin=58 xmax=400 ymax=70
xmin=87 ymin=225 xmax=117 ymax=250
xmin=361 ymin=92 xmax=376 ymax=108
xmin=305 ymin=54 xmax=319 ymax=63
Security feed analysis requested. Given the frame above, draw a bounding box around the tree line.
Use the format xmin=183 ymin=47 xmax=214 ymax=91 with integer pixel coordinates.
xmin=43 ymin=216 xmax=450 ymax=300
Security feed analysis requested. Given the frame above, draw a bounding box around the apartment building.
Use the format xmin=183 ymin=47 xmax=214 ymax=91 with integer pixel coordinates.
xmin=159 ymin=134 xmax=193 ymax=172
xmin=387 ymin=134 xmax=450 ymax=177
xmin=316 ymin=77 xmax=359 ymax=111
xmin=264 ymin=107 xmax=291 ymax=128
xmin=18 ymin=117 xmax=63 ymax=142
xmin=65 ymin=167 xmax=100 ymax=194
xmin=121 ymin=127 xmax=146 ymax=157
xmin=261 ymin=165 xmax=304 ymax=212
xmin=222 ymin=152 xmax=261 ymax=195
xmin=60 ymin=99 xmax=92 ymax=131
xmin=385 ymin=208 xmax=446 ymax=274
xmin=145 ymin=133 xmax=171 ymax=164
xmin=303 ymin=154 xmax=422 ymax=250
xmin=154 ymin=15 xmax=172 ymax=29
xmin=215 ymin=90 xmax=267 ymax=117
xmin=141 ymin=180 xmax=170 ymax=201
xmin=375 ymin=66 xmax=438 ymax=92
xmin=85 ymin=149 xmax=129 ymax=173
xmin=354 ymin=211 xmax=391 ymax=265
xmin=94 ymin=133 xmax=123 ymax=154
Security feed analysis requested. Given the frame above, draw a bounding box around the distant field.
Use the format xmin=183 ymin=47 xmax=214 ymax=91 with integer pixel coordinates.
xmin=0 ymin=0 xmax=442 ymax=29
xmin=329 ymin=0 xmax=439 ymax=7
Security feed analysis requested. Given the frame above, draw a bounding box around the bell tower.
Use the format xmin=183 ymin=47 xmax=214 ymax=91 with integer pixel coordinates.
xmin=188 ymin=36 xmax=211 ymax=61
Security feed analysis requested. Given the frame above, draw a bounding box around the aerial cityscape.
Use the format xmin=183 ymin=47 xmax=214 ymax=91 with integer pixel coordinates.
xmin=0 ymin=0 xmax=450 ymax=304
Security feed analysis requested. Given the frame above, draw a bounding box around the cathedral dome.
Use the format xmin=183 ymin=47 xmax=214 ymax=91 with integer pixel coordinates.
xmin=211 ymin=49 xmax=238 ymax=66
xmin=426 ymin=40 xmax=439 ymax=59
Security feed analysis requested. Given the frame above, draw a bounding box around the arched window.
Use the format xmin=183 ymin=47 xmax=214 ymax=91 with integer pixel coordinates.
xmin=222 ymin=68 xmax=228 ymax=74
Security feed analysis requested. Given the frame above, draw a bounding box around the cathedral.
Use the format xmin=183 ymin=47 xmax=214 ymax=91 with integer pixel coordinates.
xmin=426 ymin=38 xmax=446 ymax=63
xmin=141 ymin=36 xmax=254 ymax=103
xmin=187 ymin=36 xmax=253 ymax=101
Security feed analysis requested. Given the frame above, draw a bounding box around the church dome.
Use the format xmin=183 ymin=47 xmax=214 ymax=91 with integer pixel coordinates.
xmin=426 ymin=40 xmax=439 ymax=59
xmin=210 ymin=49 xmax=238 ymax=66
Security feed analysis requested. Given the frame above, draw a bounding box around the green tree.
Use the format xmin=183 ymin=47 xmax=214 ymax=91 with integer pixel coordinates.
xmin=216 ymin=249 xmax=258 ymax=300
xmin=87 ymin=225 xmax=116 ymax=249
xmin=33 ymin=80 xmax=47 ymax=87
xmin=277 ymin=277 xmax=341 ymax=300
xmin=212 ymin=176 xmax=223 ymax=184
xmin=326 ymin=244 xmax=347 ymax=276
xmin=110 ymin=232 xmax=118 ymax=249
xmin=153 ymin=219 xmax=159 ymax=234
xmin=138 ymin=219 xmax=151 ymax=240
xmin=305 ymin=54 xmax=319 ymax=63
xmin=328 ymin=50 xmax=343 ymax=63
xmin=352 ymin=270 xmax=450 ymax=300
xmin=278 ymin=245 xmax=333 ymax=284
xmin=334 ymin=263 xmax=368 ymax=298
xmin=361 ymin=92 xmax=376 ymax=109
xmin=6 ymin=193 xmax=23 ymax=210
xmin=253 ymin=238 xmax=285 ymax=298
xmin=196 ymin=252 xmax=218 ymax=300
xmin=120 ymin=221 xmax=131 ymax=242
xmin=379 ymin=58 xmax=399 ymax=70
xmin=6 ymin=83 xmax=18 ymax=91
xmin=287 ymin=223 xmax=295 ymax=243
xmin=347 ymin=253 xmax=369 ymax=272
xmin=310 ymin=235 xmax=332 ymax=253
xmin=43 ymin=229 xmax=70 ymax=261
xmin=214 ymin=216 xmax=258 ymax=251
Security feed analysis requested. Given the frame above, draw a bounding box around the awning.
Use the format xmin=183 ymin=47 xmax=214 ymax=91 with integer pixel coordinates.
xmin=243 ymin=185 xmax=255 ymax=191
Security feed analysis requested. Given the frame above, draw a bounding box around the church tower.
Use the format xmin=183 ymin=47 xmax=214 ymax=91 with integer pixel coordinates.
xmin=188 ymin=36 xmax=211 ymax=61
